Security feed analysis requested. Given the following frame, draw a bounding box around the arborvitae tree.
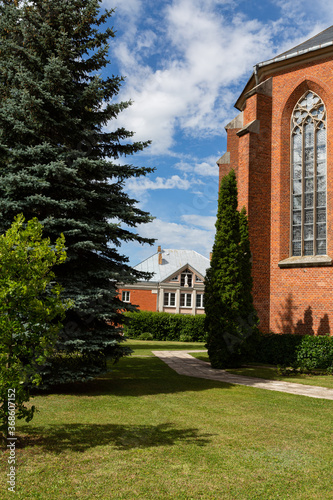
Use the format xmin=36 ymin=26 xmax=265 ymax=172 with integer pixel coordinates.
xmin=0 ymin=0 xmax=154 ymax=385
xmin=204 ymin=169 xmax=258 ymax=368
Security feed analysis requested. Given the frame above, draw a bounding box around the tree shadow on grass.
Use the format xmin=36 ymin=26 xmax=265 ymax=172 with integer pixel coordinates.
xmin=33 ymin=356 xmax=234 ymax=397
xmin=17 ymin=423 xmax=214 ymax=453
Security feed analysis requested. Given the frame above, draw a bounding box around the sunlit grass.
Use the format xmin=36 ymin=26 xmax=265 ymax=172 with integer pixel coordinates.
xmin=126 ymin=339 xmax=206 ymax=356
xmin=191 ymin=351 xmax=333 ymax=389
xmin=1 ymin=341 xmax=332 ymax=499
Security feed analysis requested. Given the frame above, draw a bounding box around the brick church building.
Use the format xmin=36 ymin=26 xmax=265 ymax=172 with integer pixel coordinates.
xmin=218 ymin=26 xmax=333 ymax=336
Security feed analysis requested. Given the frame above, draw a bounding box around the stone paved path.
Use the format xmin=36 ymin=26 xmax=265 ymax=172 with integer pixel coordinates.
xmin=152 ymin=350 xmax=333 ymax=400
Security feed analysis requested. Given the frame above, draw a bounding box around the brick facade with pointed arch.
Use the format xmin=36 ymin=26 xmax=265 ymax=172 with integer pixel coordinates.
xmin=219 ymin=27 xmax=333 ymax=335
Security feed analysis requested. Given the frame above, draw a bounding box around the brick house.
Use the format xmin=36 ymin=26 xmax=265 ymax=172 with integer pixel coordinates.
xmin=118 ymin=247 xmax=210 ymax=315
xmin=219 ymin=26 xmax=333 ymax=335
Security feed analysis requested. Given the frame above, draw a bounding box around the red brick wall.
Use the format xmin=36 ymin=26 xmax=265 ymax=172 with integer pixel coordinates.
xmin=269 ymin=57 xmax=333 ymax=335
xmin=218 ymin=127 xmax=241 ymax=184
xmin=221 ymin=92 xmax=272 ymax=332
xmin=247 ymin=93 xmax=272 ymax=332
xmin=118 ymin=288 xmax=157 ymax=311
xmin=221 ymin=55 xmax=333 ymax=335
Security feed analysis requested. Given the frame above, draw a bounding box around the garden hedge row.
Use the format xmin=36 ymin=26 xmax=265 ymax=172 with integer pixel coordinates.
xmin=123 ymin=311 xmax=333 ymax=369
xmin=123 ymin=311 xmax=207 ymax=342
xmin=251 ymin=333 xmax=333 ymax=370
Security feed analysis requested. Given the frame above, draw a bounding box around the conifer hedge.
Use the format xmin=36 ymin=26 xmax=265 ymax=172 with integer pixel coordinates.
xmin=251 ymin=333 xmax=333 ymax=370
xmin=123 ymin=311 xmax=207 ymax=342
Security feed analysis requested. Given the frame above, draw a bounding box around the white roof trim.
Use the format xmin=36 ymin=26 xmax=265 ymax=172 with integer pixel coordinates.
xmin=257 ymin=41 xmax=333 ymax=69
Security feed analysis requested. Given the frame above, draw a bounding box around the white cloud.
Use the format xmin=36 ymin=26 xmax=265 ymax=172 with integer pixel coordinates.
xmin=108 ymin=0 xmax=281 ymax=154
xmin=275 ymin=0 xmax=333 ymax=25
xmin=181 ymin=214 xmax=216 ymax=230
xmin=105 ymin=0 xmax=333 ymax=158
xmin=126 ymin=174 xmax=193 ymax=193
xmin=103 ymin=0 xmax=142 ymax=20
xmin=137 ymin=218 xmax=214 ymax=256
xmin=175 ymin=156 xmax=219 ymax=177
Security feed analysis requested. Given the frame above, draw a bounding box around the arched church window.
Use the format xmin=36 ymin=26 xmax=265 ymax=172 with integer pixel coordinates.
xmin=291 ymin=91 xmax=326 ymax=256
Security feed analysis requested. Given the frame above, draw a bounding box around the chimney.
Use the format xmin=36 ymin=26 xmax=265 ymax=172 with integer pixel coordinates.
xmin=158 ymin=246 xmax=162 ymax=265
xmin=209 ymin=252 xmax=213 ymax=260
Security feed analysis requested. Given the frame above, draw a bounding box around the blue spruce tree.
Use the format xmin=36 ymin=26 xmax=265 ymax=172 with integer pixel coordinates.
xmin=0 ymin=0 xmax=154 ymax=385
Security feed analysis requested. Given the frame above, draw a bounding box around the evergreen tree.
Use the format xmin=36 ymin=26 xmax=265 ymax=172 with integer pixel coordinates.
xmin=0 ymin=0 xmax=154 ymax=385
xmin=204 ymin=169 xmax=258 ymax=368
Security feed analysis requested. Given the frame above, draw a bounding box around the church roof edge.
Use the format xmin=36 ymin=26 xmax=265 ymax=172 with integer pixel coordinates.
xmin=234 ymin=26 xmax=333 ymax=111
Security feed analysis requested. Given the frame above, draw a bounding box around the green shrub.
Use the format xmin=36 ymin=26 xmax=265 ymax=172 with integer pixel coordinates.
xmin=295 ymin=335 xmax=333 ymax=370
xmin=138 ymin=332 xmax=154 ymax=341
xmin=251 ymin=333 xmax=333 ymax=370
xmin=36 ymin=351 xmax=108 ymax=389
xmin=123 ymin=311 xmax=207 ymax=342
xmin=252 ymin=333 xmax=302 ymax=366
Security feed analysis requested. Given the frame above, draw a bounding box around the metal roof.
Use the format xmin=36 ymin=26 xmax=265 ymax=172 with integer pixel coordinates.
xmin=257 ymin=25 xmax=333 ymax=68
xmin=134 ymin=249 xmax=210 ymax=283
xmin=235 ymin=25 xmax=333 ymax=111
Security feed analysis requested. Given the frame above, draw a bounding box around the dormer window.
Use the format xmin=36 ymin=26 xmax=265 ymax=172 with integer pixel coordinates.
xmin=181 ymin=270 xmax=192 ymax=287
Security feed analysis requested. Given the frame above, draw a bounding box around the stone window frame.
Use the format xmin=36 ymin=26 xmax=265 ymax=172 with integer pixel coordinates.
xmin=290 ymin=90 xmax=327 ymax=257
xmin=277 ymin=84 xmax=333 ymax=269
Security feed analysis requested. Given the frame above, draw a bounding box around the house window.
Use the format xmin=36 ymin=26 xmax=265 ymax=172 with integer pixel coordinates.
xmin=291 ymin=91 xmax=326 ymax=256
xmin=164 ymin=292 xmax=176 ymax=307
xmin=196 ymin=294 xmax=204 ymax=308
xmin=171 ymin=275 xmax=179 ymax=281
xmin=195 ymin=275 xmax=203 ymax=283
xmin=180 ymin=293 xmax=192 ymax=307
xmin=122 ymin=291 xmax=130 ymax=303
xmin=181 ymin=270 xmax=192 ymax=287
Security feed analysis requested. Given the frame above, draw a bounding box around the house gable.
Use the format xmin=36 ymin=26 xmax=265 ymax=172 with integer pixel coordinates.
xmin=118 ymin=248 xmax=209 ymax=315
xmin=162 ymin=263 xmax=205 ymax=285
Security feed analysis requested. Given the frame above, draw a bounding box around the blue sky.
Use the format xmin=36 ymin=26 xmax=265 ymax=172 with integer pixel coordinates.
xmin=101 ymin=0 xmax=333 ymax=267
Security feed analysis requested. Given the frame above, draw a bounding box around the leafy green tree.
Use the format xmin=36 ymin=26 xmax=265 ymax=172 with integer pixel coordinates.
xmin=0 ymin=0 xmax=154 ymax=384
xmin=204 ymin=169 xmax=258 ymax=368
xmin=0 ymin=215 xmax=70 ymax=439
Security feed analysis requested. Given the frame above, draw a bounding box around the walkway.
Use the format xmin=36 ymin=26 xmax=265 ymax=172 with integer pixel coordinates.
xmin=152 ymin=350 xmax=333 ymax=400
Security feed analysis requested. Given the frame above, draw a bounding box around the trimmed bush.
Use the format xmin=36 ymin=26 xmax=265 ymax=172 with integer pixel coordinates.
xmin=295 ymin=335 xmax=333 ymax=370
xmin=252 ymin=333 xmax=303 ymax=366
xmin=123 ymin=311 xmax=207 ymax=342
xmin=252 ymin=333 xmax=333 ymax=370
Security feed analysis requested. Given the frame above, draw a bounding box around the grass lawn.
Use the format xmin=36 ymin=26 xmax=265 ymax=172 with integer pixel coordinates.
xmin=191 ymin=351 xmax=333 ymax=389
xmin=1 ymin=340 xmax=333 ymax=499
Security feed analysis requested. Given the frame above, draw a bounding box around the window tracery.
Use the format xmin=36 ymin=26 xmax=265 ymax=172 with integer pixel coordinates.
xmin=291 ymin=91 xmax=327 ymax=256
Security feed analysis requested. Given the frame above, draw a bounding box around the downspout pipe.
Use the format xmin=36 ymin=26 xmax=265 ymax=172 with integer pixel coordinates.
xmin=254 ymin=64 xmax=259 ymax=85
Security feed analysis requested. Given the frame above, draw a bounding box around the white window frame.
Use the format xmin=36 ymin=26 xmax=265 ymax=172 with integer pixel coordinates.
xmin=180 ymin=293 xmax=192 ymax=308
xmin=122 ymin=291 xmax=130 ymax=303
xmin=196 ymin=294 xmax=204 ymax=308
xmin=164 ymin=292 xmax=176 ymax=307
